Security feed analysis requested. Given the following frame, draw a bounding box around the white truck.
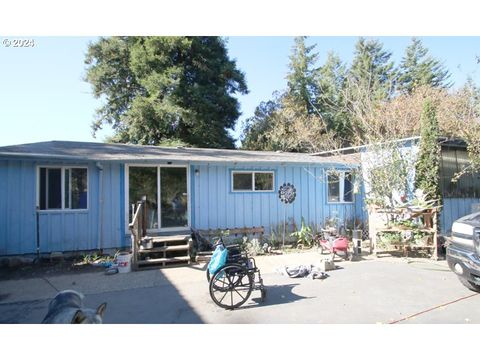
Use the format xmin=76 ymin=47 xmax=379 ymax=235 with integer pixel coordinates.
xmin=447 ymin=212 xmax=480 ymax=292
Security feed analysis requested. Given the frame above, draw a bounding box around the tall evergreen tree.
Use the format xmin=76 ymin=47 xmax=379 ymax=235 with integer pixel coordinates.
xmin=343 ymin=38 xmax=397 ymax=143
xmin=316 ymin=52 xmax=350 ymax=143
xmin=348 ymin=37 xmax=397 ymax=101
xmin=415 ymin=99 xmax=441 ymax=205
xmin=286 ymin=36 xmax=319 ymax=114
xmin=84 ymin=36 xmax=248 ymax=148
xmin=398 ymin=38 xmax=451 ymax=94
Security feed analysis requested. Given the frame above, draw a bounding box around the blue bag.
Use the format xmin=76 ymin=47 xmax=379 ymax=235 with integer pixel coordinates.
xmin=208 ymin=245 xmax=228 ymax=275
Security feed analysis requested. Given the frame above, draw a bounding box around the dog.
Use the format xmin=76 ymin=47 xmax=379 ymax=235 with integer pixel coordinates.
xmin=41 ymin=290 xmax=107 ymax=324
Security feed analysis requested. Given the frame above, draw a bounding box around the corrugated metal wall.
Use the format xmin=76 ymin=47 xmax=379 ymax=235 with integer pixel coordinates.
xmin=441 ymin=198 xmax=480 ymax=235
xmin=0 ymin=159 xmax=125 ymax=255
xmin=191 ymin=163 xmax=365 ymax=233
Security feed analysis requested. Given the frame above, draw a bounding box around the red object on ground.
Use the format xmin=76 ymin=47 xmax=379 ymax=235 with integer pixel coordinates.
xmin=319 ymin=236 xmax=349 ymax=259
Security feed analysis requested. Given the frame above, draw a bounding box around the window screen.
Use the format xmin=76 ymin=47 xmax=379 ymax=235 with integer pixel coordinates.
xmin=327 ymin=173 xmax=340 ymax=202
xmin=328 ymin=171 xmax=354 ymax=203
xmin=39 ymin=167 xmax=88 ymax=210
xmin=71 ymin=168 xmax=88 ymax=209
xmin=254 ymin=172 xmax=274 ymax=191
xmin=232 ymin=171 xmax=274 ymax=192
xmin=47 ymin=168 xmax=62 ymax=209
xmin=233 ymin=172 xmax=253 ymax=191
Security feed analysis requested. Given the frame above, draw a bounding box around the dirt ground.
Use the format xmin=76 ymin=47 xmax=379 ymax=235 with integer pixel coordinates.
xmin=0 ymin=259 xmax=105 ymax=281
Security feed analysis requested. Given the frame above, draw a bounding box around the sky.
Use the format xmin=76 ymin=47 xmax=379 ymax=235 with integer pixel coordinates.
xmin=1 ymin=36 xmax=480 ymax=147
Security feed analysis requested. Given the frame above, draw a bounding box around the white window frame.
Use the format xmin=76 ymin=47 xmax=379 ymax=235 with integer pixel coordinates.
xmin=326 ymin=170 xmax=354 ymax=204
xmin=231 ymin=170 xmax=275 ymax=193
xmin=36 ymin=166 xmax=89 ymax=212
xmin=124 ymin=164 xmax=191 ymax=234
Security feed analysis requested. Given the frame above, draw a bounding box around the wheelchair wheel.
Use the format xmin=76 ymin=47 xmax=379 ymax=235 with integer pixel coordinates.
xmin=209 ymin=263 xmax=253 ymax=310
xmin=207 ymin=269 xmax=226 ymax=291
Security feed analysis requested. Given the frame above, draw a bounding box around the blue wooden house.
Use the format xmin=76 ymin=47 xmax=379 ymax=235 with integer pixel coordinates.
xmin=0 ymin=141 xmax=363 ymax=258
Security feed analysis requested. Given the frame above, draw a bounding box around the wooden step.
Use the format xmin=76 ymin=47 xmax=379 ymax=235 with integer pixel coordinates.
xmin=137 ymin=256 xmax=190 ymax=265
xmin=195 ymin=250 xmax=213 ymax=263
xmin=148 ymin=230 xmax=190 ymax=237
xmin=149 ymin=235 xmax=190 ymax=244
xmin=138 ymin=244 xmax=190 ymax=253
xmin=195 ymin=256 xmax=212 ymax=263
xmin=135 ymin=262 xmax=191 ymax=270
xmin=133 ymin=233 xmax=192 ymax=270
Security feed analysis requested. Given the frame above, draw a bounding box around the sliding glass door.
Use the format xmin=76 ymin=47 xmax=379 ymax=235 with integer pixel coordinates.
xmin=128 ymin=166 xmax=188 ymax=230
xmin=160 ymin=167 xmax=188 ymax=228
xmin=128 ymin=166 xmax=158 ymax=229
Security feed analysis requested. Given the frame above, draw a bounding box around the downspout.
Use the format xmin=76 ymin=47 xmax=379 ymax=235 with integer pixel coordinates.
xmin=36 ymin=206 xmax=40 ymax=262
xmin=96 ymin=162 xmax=104 ymax=252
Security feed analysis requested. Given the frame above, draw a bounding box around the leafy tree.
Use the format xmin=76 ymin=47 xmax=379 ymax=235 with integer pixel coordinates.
xmin=365 ymin=145 xmax=413 ymax=209
xmin=269 ymin=94 xmax=339 ymax=152
xmin=397 ymin=38 xmax=451 ymax=94
xmin=285 ymin=36 xmax=319 ymax=115
xmin=316 ymin=52 xmax=350 ymax=143
xmin=241 ymin=93 xmax=339 ymax=152
xmin=414 ymin=99 xmax=441 ymax=206
xmin=85 ymin=36 xmax=248 ymax=148
xmin=240 ymin=96 xmax=281 ymax=151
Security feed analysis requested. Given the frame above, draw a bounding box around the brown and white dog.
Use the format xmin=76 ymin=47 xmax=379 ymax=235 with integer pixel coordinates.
xmin=41 ymin=290 xmax=107 ymax=324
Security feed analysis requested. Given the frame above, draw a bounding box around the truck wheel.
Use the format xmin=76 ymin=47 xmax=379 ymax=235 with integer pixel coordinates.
xmin=458 ymin=276 xmax=480 ymax=293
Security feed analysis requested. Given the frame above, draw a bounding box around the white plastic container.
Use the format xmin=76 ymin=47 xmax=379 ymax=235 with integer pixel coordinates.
xmin=116 ymin=252 xmax=132 ymax=273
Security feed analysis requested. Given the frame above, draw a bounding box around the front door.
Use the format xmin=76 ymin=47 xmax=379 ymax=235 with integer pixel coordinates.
xmin=128 ymin=165 xmax=189 ymax=230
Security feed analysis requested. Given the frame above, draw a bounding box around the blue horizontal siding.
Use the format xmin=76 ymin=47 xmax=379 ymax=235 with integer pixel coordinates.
xmin=191 ymin=163 xmax=364 ymax=233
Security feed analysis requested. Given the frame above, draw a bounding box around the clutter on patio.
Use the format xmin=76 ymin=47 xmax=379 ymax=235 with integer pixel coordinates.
xmin=276 ymin=261 xmax=332 ymax=280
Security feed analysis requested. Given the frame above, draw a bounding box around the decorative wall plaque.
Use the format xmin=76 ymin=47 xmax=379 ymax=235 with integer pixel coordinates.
xmin=278 ymin=183 xmax=296 ymax=204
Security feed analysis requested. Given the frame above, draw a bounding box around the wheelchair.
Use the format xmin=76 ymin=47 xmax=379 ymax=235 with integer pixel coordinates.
xmin=205 ymin=236 xmax=266 ymax=310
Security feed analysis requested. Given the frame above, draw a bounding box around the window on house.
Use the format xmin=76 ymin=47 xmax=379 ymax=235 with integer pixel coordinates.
xmin=440 ymin=147 xmax=480 ymax=198
xmin=232 ymin=171 xmax=274 ymax=192
xmin=327 ymin=171 xmax=354 ymax=203
xmin=327 ymin=173 xmax=340 ymax=202
xmin=38 ymin=167 xmax=88 ymax=210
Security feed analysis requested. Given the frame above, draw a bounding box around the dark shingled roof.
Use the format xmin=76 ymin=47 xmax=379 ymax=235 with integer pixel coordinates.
xmin=0 ymin=140 xmax=360 ymax=165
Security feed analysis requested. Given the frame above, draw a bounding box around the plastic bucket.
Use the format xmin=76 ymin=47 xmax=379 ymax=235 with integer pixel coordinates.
xmin=116 ymin=252 xmax=132 ymax=273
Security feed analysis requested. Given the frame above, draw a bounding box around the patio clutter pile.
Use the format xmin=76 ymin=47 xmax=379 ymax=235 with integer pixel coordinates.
xmin=276 ymin=263 xmax=330 ymax=280
xmin=75 ymin=251 xmax=134 ymax=275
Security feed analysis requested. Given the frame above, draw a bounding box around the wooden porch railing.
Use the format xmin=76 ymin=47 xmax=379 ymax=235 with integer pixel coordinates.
xmin=128 ymin=199 xmax=147 ymax=271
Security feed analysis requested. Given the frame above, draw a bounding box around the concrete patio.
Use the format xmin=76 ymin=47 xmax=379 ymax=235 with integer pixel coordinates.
xmin=1 ymin=250 xmax=479 ymax=324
